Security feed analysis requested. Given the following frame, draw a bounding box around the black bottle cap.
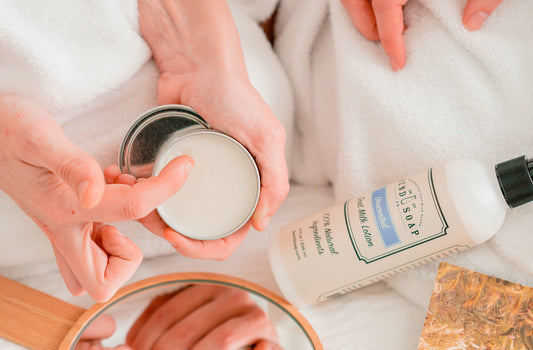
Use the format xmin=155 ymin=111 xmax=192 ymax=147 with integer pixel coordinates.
xmin=495 ymin=155 xmax=533 ymax=208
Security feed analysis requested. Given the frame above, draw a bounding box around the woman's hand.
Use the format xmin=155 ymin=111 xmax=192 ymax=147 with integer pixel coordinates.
xmin=137 ymin=0 xmax=290 ymax=259
xmin=341 ymin=0 xmax=504 ymax=71
xmin=126 ymin=284 xmax=281 ymax=350
xmin=0 ymin=95 xmax=193 ymax=302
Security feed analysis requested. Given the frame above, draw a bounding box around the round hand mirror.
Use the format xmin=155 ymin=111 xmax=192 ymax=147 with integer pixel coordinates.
xmin=0 ymin=273 xmax=322 ymax=350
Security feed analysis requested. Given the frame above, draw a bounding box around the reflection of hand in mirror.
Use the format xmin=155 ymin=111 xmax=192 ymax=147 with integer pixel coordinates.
xmin=74 ymin=314 xmax=131 ymax=350
xmin=125 ymin=284 xmax=283 ymax=350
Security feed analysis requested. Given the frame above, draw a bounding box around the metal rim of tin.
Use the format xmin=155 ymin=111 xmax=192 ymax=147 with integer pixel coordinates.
xmin=153 ymin=128 xmax=261 ymax=240
xmin=119 ymin=104 xmax=261 ymax=241
xmin=119 ymin=104 xmax=210 ymax=178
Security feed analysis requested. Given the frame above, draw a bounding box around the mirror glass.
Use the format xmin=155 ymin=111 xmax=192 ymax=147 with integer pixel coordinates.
xmin=69 ymin=278 xmax=316 ymax=350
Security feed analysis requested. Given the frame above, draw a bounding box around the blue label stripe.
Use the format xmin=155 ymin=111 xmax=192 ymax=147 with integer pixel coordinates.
xmin=371 ymin=187 xmax=401 ymax=248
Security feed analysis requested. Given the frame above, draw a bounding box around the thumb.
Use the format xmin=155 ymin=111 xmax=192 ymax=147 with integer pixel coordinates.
xmin=38 ymin=128 xmax=105 ymax=209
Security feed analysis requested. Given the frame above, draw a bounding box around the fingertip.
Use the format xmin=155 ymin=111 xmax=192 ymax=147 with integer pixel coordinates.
xmin=104 ymin=164 xmax=122 ymax=184
xmin=101 ymin=225 xmax=144 ymax=263
xmin=69 ymin=285 xmax=87 ymax=297
xmin=163 ymin=227 xmax=210 ymax=258
xmin=63 ymin=275 xmax=86 ymax=297
xmin=118 ymin=173 xmax=137 ymax=186
xmin=180 ymin=154 xmax=195 ymax=169
xmin=157 ymin=156 xmax=195 ymax=194
xmin=81 ymin=314 xmax=116 ymax=340
xmin=101 ymin=224 xmax=123 ymax=239
xmin=341 ymin=0 xmax=379 ymax=40
xmin=161 ymin=155 xmax=195 ymax=176
xmin=251 ymin=214 xmax=271 ymax=231
xmin=92 ymin=289 xmax=115 ymax=304
xmin=185 ymin=158 xmax=194 ymax=175
xmin=163 ymin=228 xmax=184 ymax=247
xmin=390 ymin=57 xmax=405 ymax=71
xmin=386 ymin=41 xmax=406 ymax=71
xmin=260 ymin=215 xmax=272 ymax=230
xmin=463 ymin=11 xmax=488 ymax=31
xmin=462 ymin=0 xmax=502 ymax=31
xmin=250 ymin=185 xmax=287 ymax=231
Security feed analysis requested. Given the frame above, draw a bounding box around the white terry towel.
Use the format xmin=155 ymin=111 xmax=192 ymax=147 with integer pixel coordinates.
xmin=276 ymin=0 xmax=533 ymax=310
xmin=0 ymin=0 xmax=150 ymax=115
xmin=0 ymin=0 xmax=293 ymax=271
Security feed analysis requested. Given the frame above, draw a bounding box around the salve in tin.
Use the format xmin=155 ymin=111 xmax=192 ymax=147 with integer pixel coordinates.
xmin=120 ymin=105 xmax=260 ymax=240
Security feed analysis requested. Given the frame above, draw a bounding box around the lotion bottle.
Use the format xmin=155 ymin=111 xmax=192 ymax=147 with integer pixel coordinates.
xmin=269 ymin=155 xmax=533 ymax=306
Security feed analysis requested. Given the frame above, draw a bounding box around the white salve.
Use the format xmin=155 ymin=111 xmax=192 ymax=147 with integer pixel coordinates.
xmin=154 ymin=131 xmax=260 ymax=240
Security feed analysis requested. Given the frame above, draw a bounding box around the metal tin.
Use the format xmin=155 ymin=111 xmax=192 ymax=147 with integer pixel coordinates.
xmin=119 ymin=105 xmax=209 ymax=178
xmin=119 ymin=105 xmax=260 ymax=240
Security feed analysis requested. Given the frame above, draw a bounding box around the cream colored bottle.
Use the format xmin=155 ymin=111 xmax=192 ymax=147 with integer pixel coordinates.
xmin=269 ymin=155 xmax=533 ymax=306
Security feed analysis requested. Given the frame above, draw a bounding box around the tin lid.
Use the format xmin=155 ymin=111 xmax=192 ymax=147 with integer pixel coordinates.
xmin=119 ymin=105 xmax=209 ymax=178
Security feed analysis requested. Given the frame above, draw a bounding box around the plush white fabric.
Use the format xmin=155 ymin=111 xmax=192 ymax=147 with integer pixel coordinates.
xmin=0 ymin=0 xmax=148 ymax=114
xmin=230 ymin=0 xmax=279 ymax=22
xmin=275 ymin=0 xmax=533 ymax=324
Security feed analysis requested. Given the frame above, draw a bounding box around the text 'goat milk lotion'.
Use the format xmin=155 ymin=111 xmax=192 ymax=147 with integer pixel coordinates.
xmin=269 ymin=155 xmax=533 ymax=306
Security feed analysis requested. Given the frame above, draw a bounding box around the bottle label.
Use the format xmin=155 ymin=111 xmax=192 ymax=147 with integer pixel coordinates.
xmin=346 ymin=169 xmax=447 ymax=263
xmin=273 ymin=166 xmax=475 ymax=305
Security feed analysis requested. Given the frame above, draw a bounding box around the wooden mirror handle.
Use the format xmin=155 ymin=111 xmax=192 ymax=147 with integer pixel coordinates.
xmin=0 ymin=275 xmax=84 ymax=350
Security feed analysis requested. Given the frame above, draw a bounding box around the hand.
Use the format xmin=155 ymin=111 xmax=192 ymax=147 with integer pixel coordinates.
xmin=137 ymin=0 xmax=290 ymax=259
xmin=341 ymin=0 xmax=504 ymax=71
xmin=75 ymin=314 xmax=131 ymax=350
xmin=125 ymin=284 xmax=281 ymax=350
xmin=0 ymin=95 xmax=193 ymax=301
xmin=104 ymin=165 xmax=251 ymax=261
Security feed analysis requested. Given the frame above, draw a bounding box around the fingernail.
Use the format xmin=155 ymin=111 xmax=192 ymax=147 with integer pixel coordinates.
xmin=111 ymin=226 xmax=124 ymax=236
xmin=465 ymin=12 xmax=488 ymax=31
xmin=260 ymin=215 xmax=272 ymax=230
xmin=390 ymin=59 xmax=402 ymax=72
xmin=185 ymin=161 xmax=194 ymax=174
xmin=78 ymin=180 xmax=90 ymax=201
